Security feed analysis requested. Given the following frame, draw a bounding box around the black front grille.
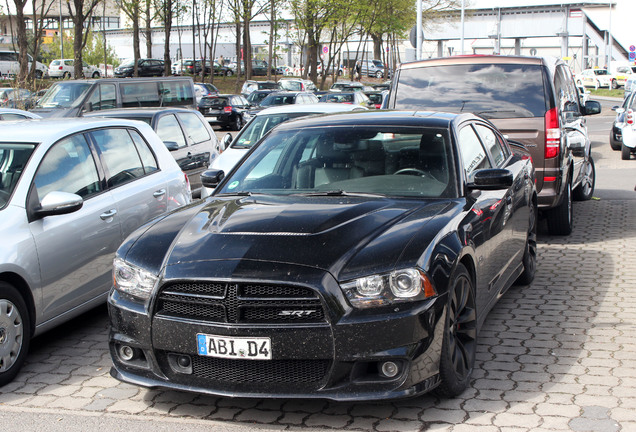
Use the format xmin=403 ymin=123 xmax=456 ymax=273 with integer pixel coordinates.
xmin=191 ymin=356 xmax=330 ymax=384
xmin=156 ymin=281 xmax=325 ymax=324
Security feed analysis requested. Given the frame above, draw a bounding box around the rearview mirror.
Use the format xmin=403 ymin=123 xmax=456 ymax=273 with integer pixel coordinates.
xmin=164 ymin=141 xmax=179 ymax=151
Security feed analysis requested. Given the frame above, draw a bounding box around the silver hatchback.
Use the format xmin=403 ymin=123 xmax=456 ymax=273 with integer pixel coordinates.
xmin=0 ymin=118 xmax=191 ymax=386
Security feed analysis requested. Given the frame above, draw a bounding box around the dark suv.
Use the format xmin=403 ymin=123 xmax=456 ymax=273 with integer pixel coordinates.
xmin=387 ymin=55 xmax=601 ymax=235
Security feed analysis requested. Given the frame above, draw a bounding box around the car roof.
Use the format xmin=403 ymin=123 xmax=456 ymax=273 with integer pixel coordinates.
xmin=254 ymin=103 xmax=367 ymax=116
xmin=0 ymin=108 xmax=41 ymax=118
xmin=0 ymin=118 xmax=155 ymax=142
xmin=270 ymin=110 xmax=469 ymax=131
xmin=83 ymin=107 xmax=195 ymax=118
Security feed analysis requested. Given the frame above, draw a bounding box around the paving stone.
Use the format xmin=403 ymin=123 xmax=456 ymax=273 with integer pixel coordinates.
xmin=304 ymin=413 xmax=351 ymax=428
xmin=235 ymin=408 xmax=282 ymax=423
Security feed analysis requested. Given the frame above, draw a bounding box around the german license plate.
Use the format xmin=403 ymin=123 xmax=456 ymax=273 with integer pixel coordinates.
xmin=196 ymin=333 xmax=271 ymax=360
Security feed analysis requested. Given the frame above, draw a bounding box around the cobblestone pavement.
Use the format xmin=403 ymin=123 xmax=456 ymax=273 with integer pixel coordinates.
xmin=1 ymin=116 xmax=635 ymax=431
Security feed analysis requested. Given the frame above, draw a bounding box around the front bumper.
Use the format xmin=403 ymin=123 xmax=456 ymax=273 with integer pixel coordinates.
xmin=108 ymin=263 xmax=446 ymax=401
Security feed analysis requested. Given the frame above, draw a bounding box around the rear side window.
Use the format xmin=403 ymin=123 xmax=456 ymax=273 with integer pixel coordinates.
xmin=394 ymin=63 xmax=548 ymax=118
xmin=91 ymin=128 xmax=150 ymax=187
xmin=129 ymin=129 xmax=158 ymax=173
xmin=156 ymin=114 xmax=187 ymax=148
xmin=121 ymin=82 xmax=160 ymax=107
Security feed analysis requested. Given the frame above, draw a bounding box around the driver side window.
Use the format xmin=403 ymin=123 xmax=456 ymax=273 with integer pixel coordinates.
xmin=458 ymin=126 xmax=491 ymax=178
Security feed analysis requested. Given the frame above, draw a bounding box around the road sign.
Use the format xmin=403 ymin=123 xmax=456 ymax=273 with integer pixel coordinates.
xmin=630 ymin=45 xmax=635 ymax=52
xmin=322 ymin=46 xmax=328 ymax=54
xmin=630 ymin=52 xmax=636 ymax=61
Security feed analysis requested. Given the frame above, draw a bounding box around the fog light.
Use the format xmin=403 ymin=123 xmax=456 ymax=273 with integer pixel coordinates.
xmin=381 ymin=361 xmax=399 ymax=378
xmin=178 ymin=355 xmax=191 ymax=368
xmin=119 ymin=345 xmax=135 ymax=361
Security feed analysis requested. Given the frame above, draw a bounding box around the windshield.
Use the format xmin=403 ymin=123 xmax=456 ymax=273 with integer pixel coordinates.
xmin=247 ymin=91 xmax=273 ymax=105
xmin=394 ymin=63 xmax=547 ymax=118
xmin=36 ymin=82 xmax=92 ymax=109
xmin=120 ymin=59 xmax=135 ymax=67
xmin=593 ymin=69 xmax=609 ymax=76
xmin=279 ymin=81 xmax=302 ymax=91
xmin=232 ymin=112 xmax=314 ymax=149
xmin=217 ymin=125 xmax=458 ymax=198
xmin=260 ymin=94 xmax=297 ymax=107
xmin=0 ymin=143 xmax=36 ymax=209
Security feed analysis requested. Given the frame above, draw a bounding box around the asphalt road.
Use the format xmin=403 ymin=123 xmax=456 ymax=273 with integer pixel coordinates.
xmin=0 ymin=103 xmax=634 ymax=432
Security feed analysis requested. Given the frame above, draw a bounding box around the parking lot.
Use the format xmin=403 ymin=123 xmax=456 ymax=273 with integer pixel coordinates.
xmin=0 ymin=103 xmax=634 ymax=432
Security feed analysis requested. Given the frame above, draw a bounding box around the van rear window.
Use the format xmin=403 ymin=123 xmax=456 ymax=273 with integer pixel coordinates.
xmin=394 ymin=63 xmax=548 ymax=118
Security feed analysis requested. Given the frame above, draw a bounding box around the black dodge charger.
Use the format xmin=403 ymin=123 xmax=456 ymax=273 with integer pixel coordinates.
xmin=108 ymin=111 xmax=537 ymax=401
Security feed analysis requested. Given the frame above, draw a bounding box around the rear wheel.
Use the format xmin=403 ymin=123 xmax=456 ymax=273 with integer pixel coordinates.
xmin=547 ymin=178 xmax=573 ymax=236
xmin=92 ymin=71 xmax=100 ymax=78
xmin=375 ymin=70 xmax=383 ymax=78
xmin=516 ymin=200 xmax=537 ymax=285
xmin=232 ymin=115 xmax=243 ymax=131
xmin=226 ymin=70 xmax=234 ymax=77
xmin=35 ymin=70 xmax=43 ymax=79
xmin=0 ymin=283 xmax=30 ymax=387
xmin=436 ymin=263 xmax=477 ymax=398
xmin=622 ymin=142 xmax=632 ymax=160
xmin=62 ymin=71 xmax=71 ymax=79
xmin=612 ymin=79 xmax=618 ymax=90
xmin=573 ymin=156 xmax=595 ymax=201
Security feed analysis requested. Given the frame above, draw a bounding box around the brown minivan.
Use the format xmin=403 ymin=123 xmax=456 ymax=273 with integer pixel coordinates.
xmin=387 ymin=55 xmax=601 ymax=235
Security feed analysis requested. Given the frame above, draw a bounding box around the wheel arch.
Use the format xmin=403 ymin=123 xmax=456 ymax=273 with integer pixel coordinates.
xmin=0 ymin=272 xmax=36 ymax=336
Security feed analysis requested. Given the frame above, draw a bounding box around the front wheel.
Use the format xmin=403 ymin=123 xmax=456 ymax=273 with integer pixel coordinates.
xmin=92 ymin=72 xmax=100 ymax=78
xmin=622 ymin=142 xmax=632 ymax=160
xmin=35 ymin=70 xmax=43 ymax=79
xmin=0 ymin=283 xmax=30 ymax=387
xmin=225 ymin=70 xmax=234 ymax=77
xmin=436 ymin=263 xmax=477 ymax=398
xmin=375 ymin=70 xmax=383 ymax=78
xmin=573 ymin=157 xmax=595 ymax=201
xmin=547 ymin=178 xmax=573 ymax=235
xmin=611 ymin=80 xmax=618 ymax=90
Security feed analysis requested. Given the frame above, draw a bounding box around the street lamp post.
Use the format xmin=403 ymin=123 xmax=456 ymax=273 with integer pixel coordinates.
xmin=59 ymin=0 xmax=63 ymax=58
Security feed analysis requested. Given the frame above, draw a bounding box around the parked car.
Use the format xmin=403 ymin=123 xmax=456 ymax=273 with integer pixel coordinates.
xmin=0 ymin=117 xmax=192 ymax=386
xmin=241 ymin=80 xmax=279 ymax=96
xmin=356 ymin=59 xmax=388 ymax=78
xmin=31 ymin=77 xmax=196 ymax=118
xmin=624 ymin=74 xmax=636 ymax=99
xmin=0 ymin=50 xmax=48 ymax=79
xmin=618 ymin=110 xmax=636 ymax=160
xmin=114 ymin=58 xmax=165 ymax=77
xmin=319 ymin=91 xmax=373 ymax=108
xmin=0 ymin=88 xmax=35 ymax=110
xmin=108 ymin=110 xmax=536 ymax=400
xmin=49 ymin=59 xmax=101 ymax=79
xmin=210 ymin=103 xmax=369 ymax=182
xmin=236 ymin=60 xmax=275 ymax=76
xmin=612 ymin=65 xmax=636 ymax=87
xmin=363 ymin=90 xmax=388 ymax=109
xmin=388 ymin=55 xmax=602 ymax=235
xmin=576 ymin=68 xmax=616 ymax=89
xmin=198 ymin=94 xmax=251 ymax=130
xmin=609 ymin=91 xmax=636 ymax=151
xmin=372 ymin=81 xmax=392 ymax=91
xmin=84 ymin=107 xmax=220 ymax=198
xmin=0 ymin=107 xmax=41 ymax=120
xmin=255 ymin=91 xmax=319 ymax=112
xmin=278 ymin=78 xmax=317 ymax=92
xmin=329 ymin=81 xmax=371 ymax=92
xmin=193 ymin=82 xmax=219 ymax=103
xmin=246 ymin=89 xmax=279 ymax=106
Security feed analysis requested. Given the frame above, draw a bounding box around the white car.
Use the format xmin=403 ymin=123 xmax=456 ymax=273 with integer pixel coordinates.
xmin=619 ymin=109 xmax=636 ymax=160
xmin=0 ymin=107 xmax=41 ymax=120
xmin=48 ymin=59 xmax=101 ymax=79
xmin=0 ymin=117 xmax=191 ymax=386
xmin=576 ymin=68 xmax=616 ymax=89
xmin=0 ymin=50 xmax=48 ymax=79
xmin=204 ymin=103 xmax=368 ymax=196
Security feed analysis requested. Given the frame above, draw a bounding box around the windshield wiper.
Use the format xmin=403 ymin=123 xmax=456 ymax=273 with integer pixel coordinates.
xmin=215 ymin=191 xmax=252 ymax=197
xmin=475 ymin=109 xmax=519 ymax=115
xmin=295 ymin=190 xmax=386 ymax=198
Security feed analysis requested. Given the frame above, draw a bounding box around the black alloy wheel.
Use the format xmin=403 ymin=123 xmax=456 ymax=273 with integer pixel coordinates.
xmin=516 ymin=199 xmax=537 ymax=285
xmin=436 ymin=263 xmax=477 ymax=397
xmin=0 ymin=282 xmax=30 ymax=387
xmin=574 ymin=157 xmax=595 ymax=201
xmin=232 ymin=115 xmax=243 ymax=131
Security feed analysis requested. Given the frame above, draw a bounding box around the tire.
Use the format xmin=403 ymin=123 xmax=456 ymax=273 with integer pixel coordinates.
xmin=35 ymin=70 xmax=43 ymax=79
xmin=576 ymin=80 xmax=582 ymax=86
xmin=610 ymin=133 xmax=621 ymax=151
xmin=232 ymin=115 xmax=243 ymax=131
xmin=375 ymin=70 xmax=383 ymax=78
xmin=63 ymin=71 xmax=71 ymax=79
xmin=436 ymin=263 xmax=477 ymax=398
xmin=547 ymin=177 xmax=573 ymax=236
xmin=0 ymin=283 xmax=30 ymax=387
xmin=622 ymin=142 xmax=632 ymax=160
xmin=226 ymin=70 xmax=233 ymax=77
xmin=92 ymin=72 xmax=100 ymax=78
xmin=611 ymin=80 xmax=618 ymax=90
xmin=516 ymin=199 xmax=537 ymax=285
xmin=573 ymin=156 xmax=595 ymax=201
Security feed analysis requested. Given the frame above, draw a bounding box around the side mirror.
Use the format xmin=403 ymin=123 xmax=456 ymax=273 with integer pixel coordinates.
xmin=467 ymin=169 xmax=513 ymax=191
xmin=164 ymin=141 xmax=179 ymax=151
xmin=201 ymin=169 xmax=225 ymax=189
xmin=583 ymin=100 xmax=602 ymax=116
xmin=34 ymin=191 xmax=83 ymax=219
xmin=612 ymin=105 xmax=620 ymax=112
xmin=221 ymin=133 xmax=233 ymax=151
xmin=83 ymin=101 xmax=93 ymax=113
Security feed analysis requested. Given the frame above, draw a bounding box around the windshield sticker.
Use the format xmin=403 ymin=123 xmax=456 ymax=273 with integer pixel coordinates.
xmin=228 ymin=181 xmax=239 ymax=189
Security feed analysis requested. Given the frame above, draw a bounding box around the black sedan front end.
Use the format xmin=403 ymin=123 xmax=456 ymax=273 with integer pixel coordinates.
xmin=108 ymin=111 xmax=536 ymax=401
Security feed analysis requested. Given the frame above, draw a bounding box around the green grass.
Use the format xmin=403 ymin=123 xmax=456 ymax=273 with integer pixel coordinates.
xmin=589 ymin=88 xmax=624 ymax=98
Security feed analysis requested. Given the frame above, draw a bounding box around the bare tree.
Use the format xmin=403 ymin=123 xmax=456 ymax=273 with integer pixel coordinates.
xmin=67 ymin=0 xmax=102 ymax=78
xmin=10 ymin=0 xmax=29 ymax=84
xmin=154 ymin=0 xmax=175 ymax=74
xmin=118 ymin=0 xmax=141 ymax=75
xmin=143 ymin=0 xmax=154 ymax=57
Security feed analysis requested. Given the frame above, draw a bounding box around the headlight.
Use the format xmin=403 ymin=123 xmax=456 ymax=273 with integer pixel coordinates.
xmin=340 ymin=268 xmax=436 ymax=309
xmin=113 ymin=258 xmax=158 ymax=300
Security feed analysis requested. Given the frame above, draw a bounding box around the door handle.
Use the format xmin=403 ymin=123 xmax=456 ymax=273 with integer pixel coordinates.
xmin=153 ymin=189 xmax=166 ymax=198
xmin=100 ymin=209 xmax=117 ymax=220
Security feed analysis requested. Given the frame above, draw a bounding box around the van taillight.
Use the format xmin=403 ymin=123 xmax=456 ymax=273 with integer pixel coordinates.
xmin=544 ymin=107 xmax=561 ymax=159
xmin=627 ymin=109 xmax=634 ymax=125
xmin=184 ymin=172 xmax=191 ymax=191
xmin=224 ymin=106 xmax=232 ymax=113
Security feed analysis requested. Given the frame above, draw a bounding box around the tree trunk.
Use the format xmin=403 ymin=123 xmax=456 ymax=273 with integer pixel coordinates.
xmin=145 ymin=0 xmax=152 ymax=57
xmin=242 ymin=1 xmax=252 ymax=80
xmin=371 ymin=32 xmax=382 ymax=60
xmin=267 ymin=0 xmax=274 ymax=80
xmin=163 ymin=0 xmax=172 ymax=75
xmin=73 ymin=15 xmax=85 ymax=78
xmin=133 ymin=9 xmax=141 ymax=76
xmin=14 ymin=3 xmax=28 ymax=85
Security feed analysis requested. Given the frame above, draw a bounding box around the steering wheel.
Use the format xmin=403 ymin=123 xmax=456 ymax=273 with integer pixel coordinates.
xmin=394 ymin=168 xmax=433 ymax=180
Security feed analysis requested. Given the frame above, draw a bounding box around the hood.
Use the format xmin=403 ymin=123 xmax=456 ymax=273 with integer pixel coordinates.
xmin=210 ymin=148 xmax=248 ymax=173
xmin=150 ymin=195 xmax=452 ymax=279
xmin=30 ymin=107 xmax=78 ymax=118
